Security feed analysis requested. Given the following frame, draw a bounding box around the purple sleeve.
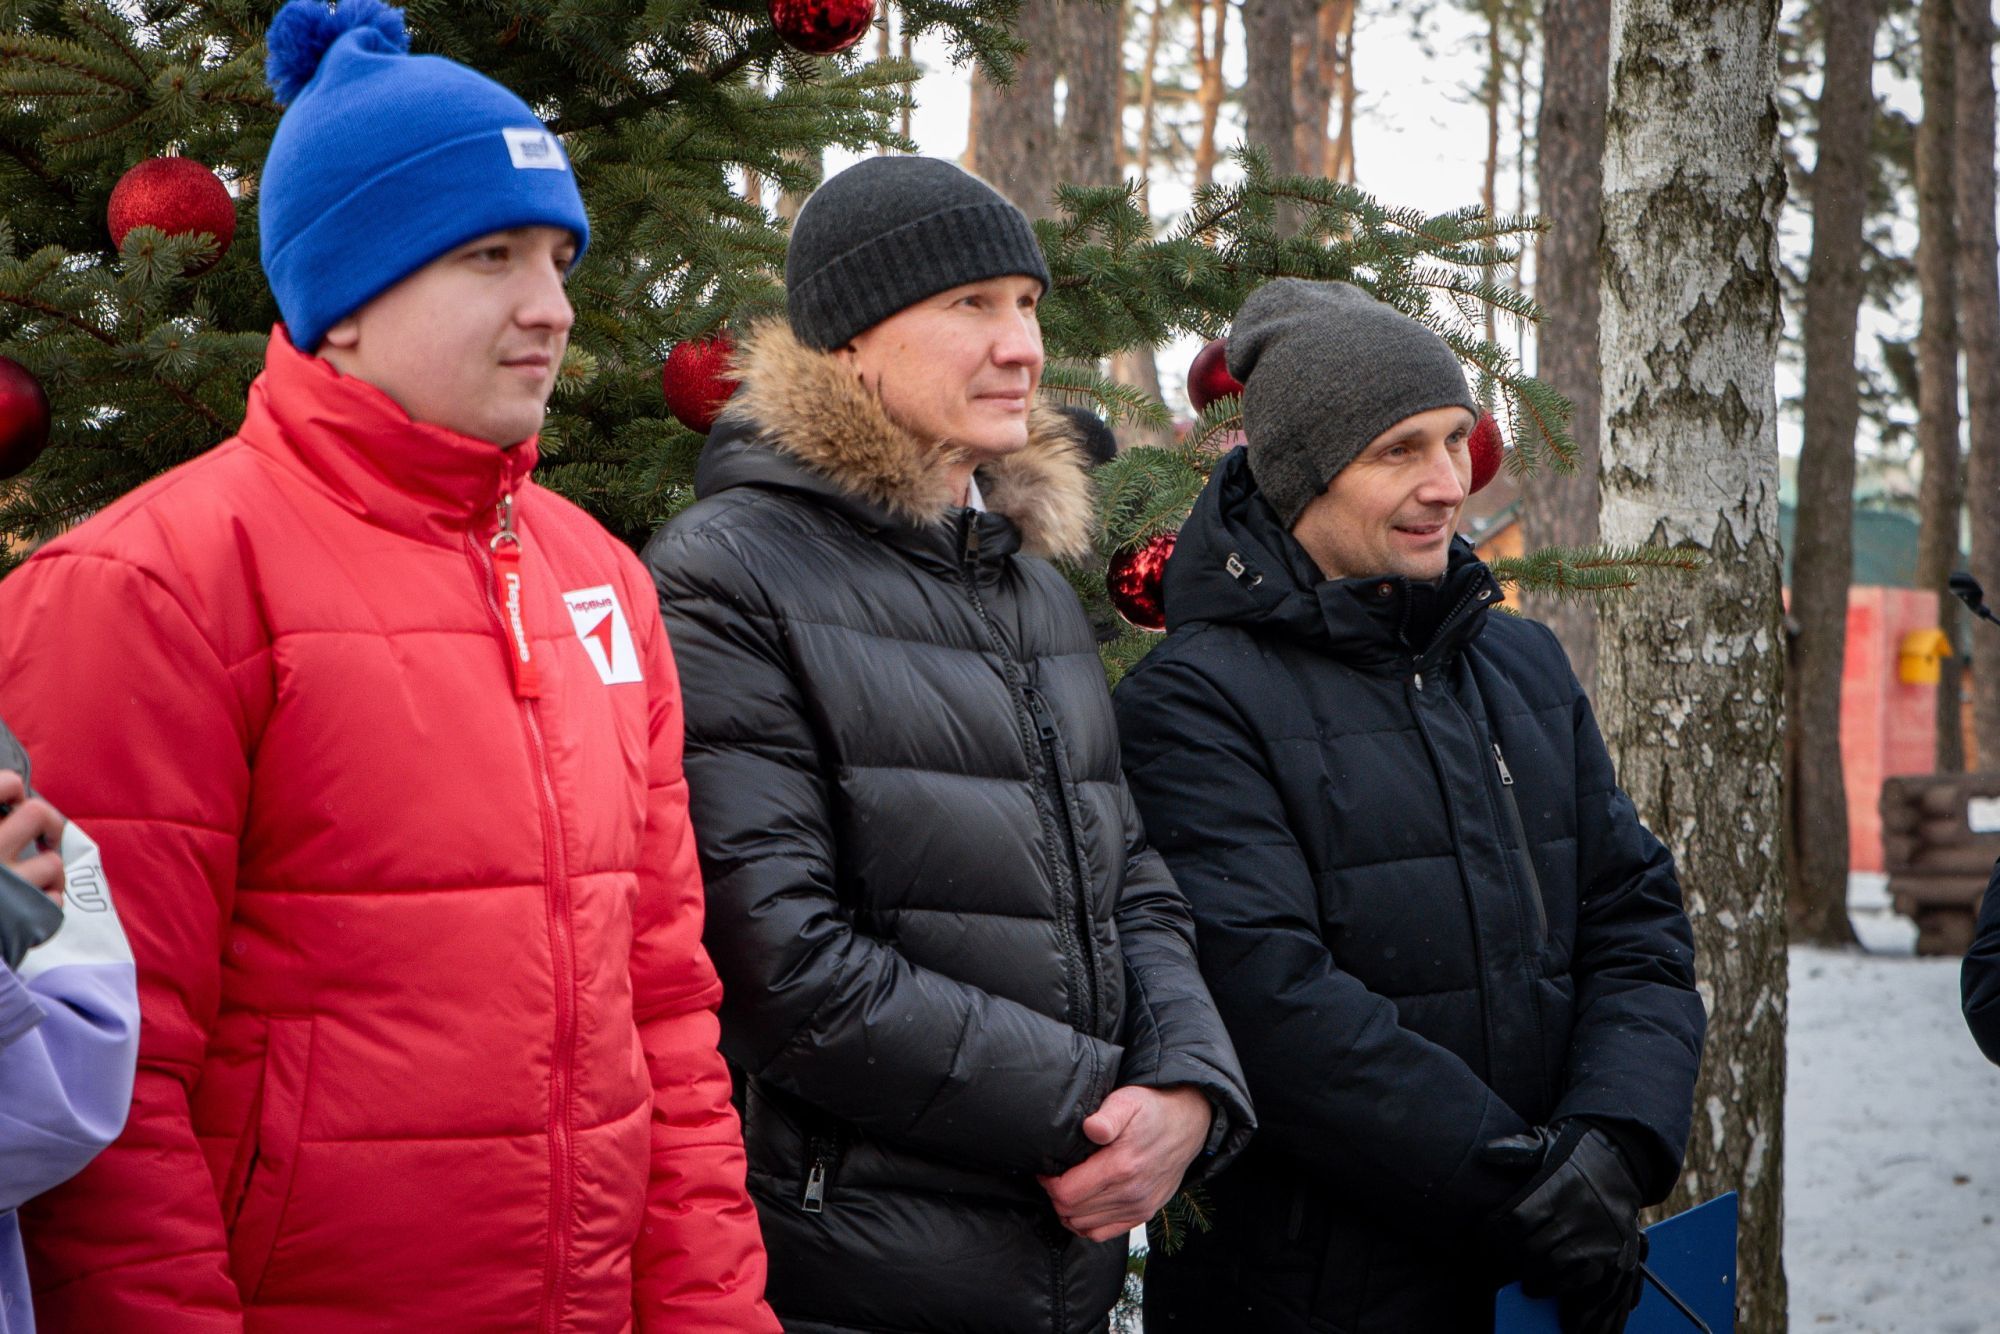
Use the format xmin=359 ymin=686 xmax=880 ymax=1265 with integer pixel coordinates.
xmin=0 ymin=969 xmax=40 ymax=1051
xmin=0 ymin=823 xmax=139 ymax=1211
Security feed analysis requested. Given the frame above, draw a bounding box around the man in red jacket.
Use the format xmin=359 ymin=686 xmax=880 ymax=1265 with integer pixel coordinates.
xmin=0 ymin=1 xmax=776 ymax=1328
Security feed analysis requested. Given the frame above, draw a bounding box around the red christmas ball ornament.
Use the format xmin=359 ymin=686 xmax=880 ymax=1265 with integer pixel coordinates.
xmin=768 ymin=0 xmax=875 ymax=54
xmin=106 ymin=156 xmax=236 ymax=274
xmin=1467 ymin=411 xmax=1505 ymax=494
xmin=1107 ymin=532 xmax=1177 ymax=632
xmin=1186 ymin=337 xmax=1244 ymax=413
xmin=0 ymin=357 xmax=51 ymax=480
xmin=661 ymin=333 xmax=740 ymax=434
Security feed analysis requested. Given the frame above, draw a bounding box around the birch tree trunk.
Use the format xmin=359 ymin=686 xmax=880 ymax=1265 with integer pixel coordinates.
xmin=1598 ymin=2 xmax=1788 ymax=1329
xmin=1915 ymin=0 xmax=1964 ymax=771
xmin=1788 ymin=0 xmax=1878 ymax=945
xmin=1955 ymin=0 xmax=2000 ymax=770
xmin=1521 ymin=0 xmax=1608 ymax=688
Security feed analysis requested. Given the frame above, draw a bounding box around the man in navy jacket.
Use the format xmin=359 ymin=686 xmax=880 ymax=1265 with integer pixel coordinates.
xmin=1114 ymin=280 xmax=1706 ymax=1334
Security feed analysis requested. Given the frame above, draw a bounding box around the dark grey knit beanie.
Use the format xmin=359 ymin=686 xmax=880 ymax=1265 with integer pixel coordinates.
xmin=1228 ymin=279 xmax=1478 ymax=528
xmin=785 ymin=156 xmax=1052 ymax=350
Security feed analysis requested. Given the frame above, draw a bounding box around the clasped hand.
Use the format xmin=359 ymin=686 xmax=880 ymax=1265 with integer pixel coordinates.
xmin=1038 ymin=1084 xmax=1211 ymax=1243
xmin=1483 ymin=1121 xmax=1648 ymax=1334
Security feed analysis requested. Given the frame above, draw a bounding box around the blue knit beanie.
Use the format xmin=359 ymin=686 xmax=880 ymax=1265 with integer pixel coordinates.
xmin=259 ymin=0 xmax=590 ymax=351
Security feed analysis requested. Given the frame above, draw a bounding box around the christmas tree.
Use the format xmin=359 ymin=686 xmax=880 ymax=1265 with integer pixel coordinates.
xmin=0 ymin=0 xmax=1683 ymax=639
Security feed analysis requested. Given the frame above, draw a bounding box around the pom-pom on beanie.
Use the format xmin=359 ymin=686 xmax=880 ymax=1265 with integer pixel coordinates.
xmin=785 ymin=156 xmax=1050 ymax=350
xmin=259 ymin=0 xmax=590 ymax=351
xmin=1227 ymin=279 xmax=1478 ymax=528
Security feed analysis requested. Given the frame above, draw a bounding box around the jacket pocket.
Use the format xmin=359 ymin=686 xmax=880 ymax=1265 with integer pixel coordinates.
xmin=227 ymin=1015 xmax=314 ymax=1304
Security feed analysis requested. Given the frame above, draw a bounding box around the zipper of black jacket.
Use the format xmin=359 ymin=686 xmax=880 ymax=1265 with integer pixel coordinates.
xmin=1405 ymin=696 xmax=1498 ymax=1085
xmin=800 ymin=1129 xmax=843 ymax=1213
xmin=1044 ymin=1227 xmax=1068 ymax=1333
xmin=954 ymin=514 xmax=1095 ymax=1035
xmin=1435 ymin=677 xmax=1553 ymax=1095
xmin=1492 ymin=743 xmax=1550 ymax=944
xmin=1025 ymin=685 xmax=1103 ymax=1033
xmin=472 ymin=492 xmax=579 ymax=1331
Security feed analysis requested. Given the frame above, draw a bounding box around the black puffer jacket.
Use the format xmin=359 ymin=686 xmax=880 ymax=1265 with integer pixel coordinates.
xmin=643 ymin=324 xmax=1253 ymax=1334
xmin=1964 ymin=864 xmax=2000 ymax=1063
xmin=1114 ymin=448 xmax=1705 ymax=1333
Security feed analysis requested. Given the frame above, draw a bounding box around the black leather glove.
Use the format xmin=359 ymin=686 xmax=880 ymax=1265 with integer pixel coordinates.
xmin=1483 ymin=1121 xmax=1646 ymax=1332
xmin=1555 ymin=1232 xmax=1647 ymax=1334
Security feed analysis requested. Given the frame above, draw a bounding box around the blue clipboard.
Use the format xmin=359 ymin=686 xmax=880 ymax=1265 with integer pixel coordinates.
xmin=1494 ymin=1193 xmax=1738 ymax=1333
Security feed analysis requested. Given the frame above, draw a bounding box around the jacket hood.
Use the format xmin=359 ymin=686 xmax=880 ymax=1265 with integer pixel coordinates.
xmin=694 ymin=319 xmax=1095 ymax=561
xmin=1163 ymin=446 xmax=1499 ymax=670
xmin=241 ymin=326 xmax=538 ymax=545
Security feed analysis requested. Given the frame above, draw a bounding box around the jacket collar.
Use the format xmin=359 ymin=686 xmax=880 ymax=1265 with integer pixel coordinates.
xmin=1164 ymin=446 xmax=1500 ymax=672
xmin=695 ymin=320 xmax=1095 ymax=570
xmin=237 ymin=327 xmax=539 ymax=545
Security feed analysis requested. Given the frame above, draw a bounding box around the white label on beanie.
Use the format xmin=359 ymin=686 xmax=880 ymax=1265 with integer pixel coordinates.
xmin=503 ymin=127 xmax=567 ymax=171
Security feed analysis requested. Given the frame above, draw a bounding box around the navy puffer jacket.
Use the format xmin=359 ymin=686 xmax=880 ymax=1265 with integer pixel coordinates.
xmin=1115 ymin=447 xmax=1705 ymax=1333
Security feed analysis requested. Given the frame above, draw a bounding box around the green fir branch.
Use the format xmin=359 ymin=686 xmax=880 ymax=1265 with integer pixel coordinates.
xmin=1489 ymin=544 xmax=1707 ymax=601
xmin=1144 ymin=1185 xmax=1214 ymax=1256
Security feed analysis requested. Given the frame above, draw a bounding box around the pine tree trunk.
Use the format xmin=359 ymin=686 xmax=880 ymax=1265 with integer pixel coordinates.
xmin=1057 ymin=0 xmax=1123 ymax=187
xmin=1242 ymin=0 xmax=1298 ymax=180
xmin=1135 ymin=0 xmax=1165 ymax=194
xmin=968 ymin=0 xmax=1061 ymax=218
xmin=1916 ymin=0 xmax=1964 ymax=772
xmin=1481 ymin=1 xmax=1502 ymax=350
xmin=1513 ymin=18 xmax=1533 ymax=366
xmin=1291 ymin=1 xmax=1335 ymax=178
xmin=899 ymin=28 xmax=915 ymax=145
xmin=1317 ymin=2 xmax=1346 ymax=176
xmin=1329 ymin=0 xmax=1356 ymax=183
xmin=1192 ymin=0 xmax=1229 ymax=187
xmin=1955 ymin=0 xmax=2000 ymax=771
xmin=1058 ymin=0 xmax=1156 ymax=442
xmin=1788 ymin=0 xmax=1876 ymax=944
xmin=1597 ymin=2 xmax=1788 ymax=1330
xmin=1520 ymin=0 xmax=1608 ymax=689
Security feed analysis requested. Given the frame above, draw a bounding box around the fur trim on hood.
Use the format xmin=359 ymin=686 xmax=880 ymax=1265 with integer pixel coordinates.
xmin=721 ymin=319 xmax=1096 ymax=561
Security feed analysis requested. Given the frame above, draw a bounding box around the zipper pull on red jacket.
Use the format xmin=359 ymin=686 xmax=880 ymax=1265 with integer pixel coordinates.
xmin=491 ymin=493 xmax=540 ymax=698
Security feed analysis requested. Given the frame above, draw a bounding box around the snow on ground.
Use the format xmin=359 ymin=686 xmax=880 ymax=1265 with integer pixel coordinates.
xmin=1123 ymin=878 xmax=2000 ymax=1332
xmin=1786 ymin=893 xmax=2000 ymax=1331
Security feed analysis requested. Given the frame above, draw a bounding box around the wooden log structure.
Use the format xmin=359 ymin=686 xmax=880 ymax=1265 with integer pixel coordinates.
xmin=1880 ymin=774 xmax=2000 ymax=954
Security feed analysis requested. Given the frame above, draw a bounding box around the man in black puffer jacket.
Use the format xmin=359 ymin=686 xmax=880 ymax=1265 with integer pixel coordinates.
xmin=1114 ymin=280 xmax=1705 ymax=1334
xmin=643 ymin=156 xmax=1253 ymax=1334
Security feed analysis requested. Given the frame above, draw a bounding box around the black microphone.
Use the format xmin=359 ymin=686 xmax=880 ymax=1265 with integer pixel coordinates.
xmin=1951 ymin=571 xmax=2000 ymax=627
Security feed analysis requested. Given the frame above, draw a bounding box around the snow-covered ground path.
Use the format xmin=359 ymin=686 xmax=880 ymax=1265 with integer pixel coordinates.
xmin=1786 ymin=939 xmax=2000 ymax=1331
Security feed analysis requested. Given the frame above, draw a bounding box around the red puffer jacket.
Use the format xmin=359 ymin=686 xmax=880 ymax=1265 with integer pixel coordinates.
xmin=0 ymin=331 xmax=776 ymax=1332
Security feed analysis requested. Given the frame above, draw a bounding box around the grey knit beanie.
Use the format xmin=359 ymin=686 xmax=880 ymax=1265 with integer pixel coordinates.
xmin=785 ymin=156 xmax=1051 ymax=350
xmin=1228 ymin=279 xmax=1478 ymax=528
